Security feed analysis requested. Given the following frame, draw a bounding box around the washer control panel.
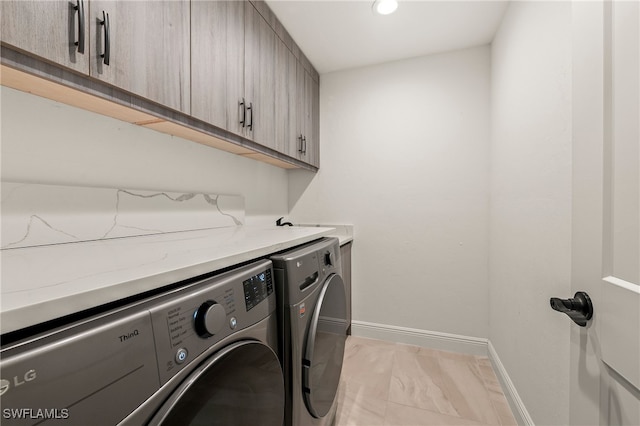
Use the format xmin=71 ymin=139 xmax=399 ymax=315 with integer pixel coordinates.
xmin=149 ymin=259 xmax=276 ymax=385
xmin=243 ymin=268 xmax=273 ymax=311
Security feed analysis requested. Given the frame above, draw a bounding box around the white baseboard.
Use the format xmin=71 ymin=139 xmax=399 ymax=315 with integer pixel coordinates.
xmin=488 ymin=341 xmax=535 ymax=426
xmin=350 ymin=320 xmax=489 ymax=356
xmin=349 ymin=320 xmax=534 ymax=426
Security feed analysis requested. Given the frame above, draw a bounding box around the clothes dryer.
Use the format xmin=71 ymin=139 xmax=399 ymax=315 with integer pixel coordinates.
xmin=0 ymin=260 xmax=284 ymax=426
xmin=271 ymin=237 xmax=348 ymax=426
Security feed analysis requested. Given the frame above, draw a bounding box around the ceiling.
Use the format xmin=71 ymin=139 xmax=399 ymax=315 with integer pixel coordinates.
xmin=265 ymin=0 xmax=509 ymax=74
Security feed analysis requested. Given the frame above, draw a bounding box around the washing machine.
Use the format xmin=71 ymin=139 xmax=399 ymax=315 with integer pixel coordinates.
xmin=0 ymin=259 xmax=284 ymax=426
xmin=271 ymin=237 xmax=348 ymax=426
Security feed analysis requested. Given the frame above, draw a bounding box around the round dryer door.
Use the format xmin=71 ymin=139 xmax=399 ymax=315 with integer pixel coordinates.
xmin=150 ymin=341 xmax=284 ymax=426
xmin=303 ymin=273 xmax=348 ymax=418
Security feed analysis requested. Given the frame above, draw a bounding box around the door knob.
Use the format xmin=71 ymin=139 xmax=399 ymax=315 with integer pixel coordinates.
xmin=550 ymin=291 xmax=593 ymax=327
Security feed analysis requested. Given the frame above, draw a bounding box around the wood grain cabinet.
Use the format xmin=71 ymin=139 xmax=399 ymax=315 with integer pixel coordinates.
xmin=90 ymin=0 xmax=190 ymax=114
xmin=192 ymin=0 xmax=319 ymax=163
xmin=191 ymin=1 xmax=277 ymax=150
xmin=289 ymin=63 xmax=319 ymax=167
xmin=275 ymin=38 xmax=297 ymax=156
xmin=1 ymin=0 xmax=320 ymax=169
xmin=304 ymin=68 xmax=320 ymax=167
xmin=191 ymin=0 xmax=245 ymax=135
xmin=1 ymin=0 xmax=90 ymax=75
xmin=243 ymin=2 xmax=276 ymax=149
xmin=1 ymin=0 xmax=190 ymax=114
xmin=193 ymin=0 xmax=319 ymax=165
xmin=278 ymin=45 xmax=320 ymax=167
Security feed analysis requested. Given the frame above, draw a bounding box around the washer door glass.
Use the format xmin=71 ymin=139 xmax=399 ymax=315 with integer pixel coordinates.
xmin=152 ymin=341 xmax=284 ymax=426
xmin=303 ymin=273 xmax=348 ymax=418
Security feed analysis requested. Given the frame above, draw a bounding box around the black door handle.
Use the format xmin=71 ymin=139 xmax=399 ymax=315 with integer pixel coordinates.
xmin=247 ymin=102 xmax=253 ymax=131
xmin=550 ymin=291 xmax=593 ymax=327
xmin=100 ymin=11 xmax=110 ymax=65
xmin=239 ymin=98 xmax=246 ymax=128
xmin=74 ymin=0 xmax=85 ymax=53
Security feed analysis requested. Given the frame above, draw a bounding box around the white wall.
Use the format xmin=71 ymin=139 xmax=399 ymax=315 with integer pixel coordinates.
xmin=289 ymin=46 xmax=491 ymax=339
xmin=490 ymin=2 xmax=572 ymax=425
xmin=0 ymin=87 xmax=288 ymax=225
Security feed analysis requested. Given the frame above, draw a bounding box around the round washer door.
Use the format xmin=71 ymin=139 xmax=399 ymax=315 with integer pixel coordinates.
xmin=303 ymin=273 xmax=348 ymax=418
xmin=150 ymin=340 xmax=284 ymax=426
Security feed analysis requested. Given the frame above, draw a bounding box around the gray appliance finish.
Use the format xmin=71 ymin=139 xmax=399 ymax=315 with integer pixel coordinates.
xmin=0 ymin=260 xmax=284 ymax=426
xmin=272 ymin=237 xmax=348 ymax=426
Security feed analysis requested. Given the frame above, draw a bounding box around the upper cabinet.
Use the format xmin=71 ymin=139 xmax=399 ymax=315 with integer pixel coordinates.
xmin=283 ymin=60 xmax=319 ymax=167
xmin=296 ymin=65 xmax=320 ymax=167
xmin=90 ymin=0 xmax=190 ymax=114
xmin=191 ymin=1 xmax=278 ymax=150
xmin=243 ymin=3 xmax=277 ymax=150
xmin=275 ymin=40 xmax=297 ymax=156
xmin=1 ymin=0 xmax=319 ymax=169
xmin=1 ymin=0 xmax=90 ymax=75
xmin=1 ymin=0 xmax=190 ymax=114
xmin=191 ymin=0 xmax=244 ymax=135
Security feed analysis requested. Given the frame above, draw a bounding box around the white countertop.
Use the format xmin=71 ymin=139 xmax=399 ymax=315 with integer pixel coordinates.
xmin=299 ymin=224 xmax=354 ymax=246
xmin=0 ymin=226 xmax=334 ymax=334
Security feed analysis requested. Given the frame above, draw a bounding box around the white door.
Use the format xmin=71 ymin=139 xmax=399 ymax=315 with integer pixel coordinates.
xmin=571 ymin=1 xmax=640 ymax=425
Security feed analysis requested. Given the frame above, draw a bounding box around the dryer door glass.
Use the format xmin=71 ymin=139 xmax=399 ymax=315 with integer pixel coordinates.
xmin=303 ymin=273 xmax=348 ymax=418
xmin=152 ymin=341 xmax=284 ymax=426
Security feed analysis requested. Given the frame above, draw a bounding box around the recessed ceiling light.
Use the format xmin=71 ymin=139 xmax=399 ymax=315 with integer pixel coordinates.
xmin=372 ymin=0 xmax=398 ymax=15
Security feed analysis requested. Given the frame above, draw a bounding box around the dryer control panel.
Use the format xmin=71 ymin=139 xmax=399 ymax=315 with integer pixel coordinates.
xmin=148 ymin=259 xmax=276 ymax=385
xmin=272 ymin=238 xmax=342 ymax=306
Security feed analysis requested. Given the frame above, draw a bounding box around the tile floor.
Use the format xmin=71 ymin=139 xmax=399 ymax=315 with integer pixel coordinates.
xmin=335 ymin=336 xmax=517 ymax=426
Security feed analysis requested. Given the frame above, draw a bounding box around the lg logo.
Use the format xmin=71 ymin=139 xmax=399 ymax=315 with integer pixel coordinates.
xmin=0 ymin=370 xmax=37 ymax=396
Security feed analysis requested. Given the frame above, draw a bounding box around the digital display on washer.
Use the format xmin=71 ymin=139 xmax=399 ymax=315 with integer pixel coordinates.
xmin=243 ymin=269 xmax=273 ymax=311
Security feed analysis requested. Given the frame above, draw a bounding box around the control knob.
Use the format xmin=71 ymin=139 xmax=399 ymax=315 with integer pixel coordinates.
xmin=194 ymin=300 xmax=226 ymax=338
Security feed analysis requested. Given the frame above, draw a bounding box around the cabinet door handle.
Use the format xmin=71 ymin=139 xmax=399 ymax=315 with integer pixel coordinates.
xmin=247 ymin=102 xmax=253 ymax=131
xmin=100 ymin=11 xmax=110 ymax=65
xmin=298 ymin=134 xmax=304 ymax=153
xmin=74 ymin=0 xmax=85 ymax=54
xmin=239 ymin=98 xmax=246 ymax=128
xmin=302 ymin=136 xmax=307 ymax=154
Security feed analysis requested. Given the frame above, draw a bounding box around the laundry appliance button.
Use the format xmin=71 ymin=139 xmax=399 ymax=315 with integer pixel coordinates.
xmin=175 ymin=348 xmax=188 ymax=364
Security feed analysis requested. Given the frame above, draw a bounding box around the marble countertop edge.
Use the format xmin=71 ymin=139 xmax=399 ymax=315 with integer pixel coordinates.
xmin=297 ymin=224 xmax=354 ymax=245
xmin=1 ymin=226 xmax=335 ymax=335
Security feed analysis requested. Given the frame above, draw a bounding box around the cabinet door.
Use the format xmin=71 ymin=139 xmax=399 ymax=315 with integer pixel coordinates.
xmin=191 ymin=0 xmax=244 ymax=135
xmin=90 ymin=1 xmax=190 ymax=114
xmin=275 ymin=38 xmax=294 ymax=155
xmin=293 ymin=61 xmax=307 ymax=161
xmin=1 ymin=0 xmax=89 ymax=75
xmin=244 ymin=2 xmax=276 ymax=149
xmin=292 ymin=62 xmax=319 ymax=166
xmin=307 ymin=73 xmax=320 ymax=167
